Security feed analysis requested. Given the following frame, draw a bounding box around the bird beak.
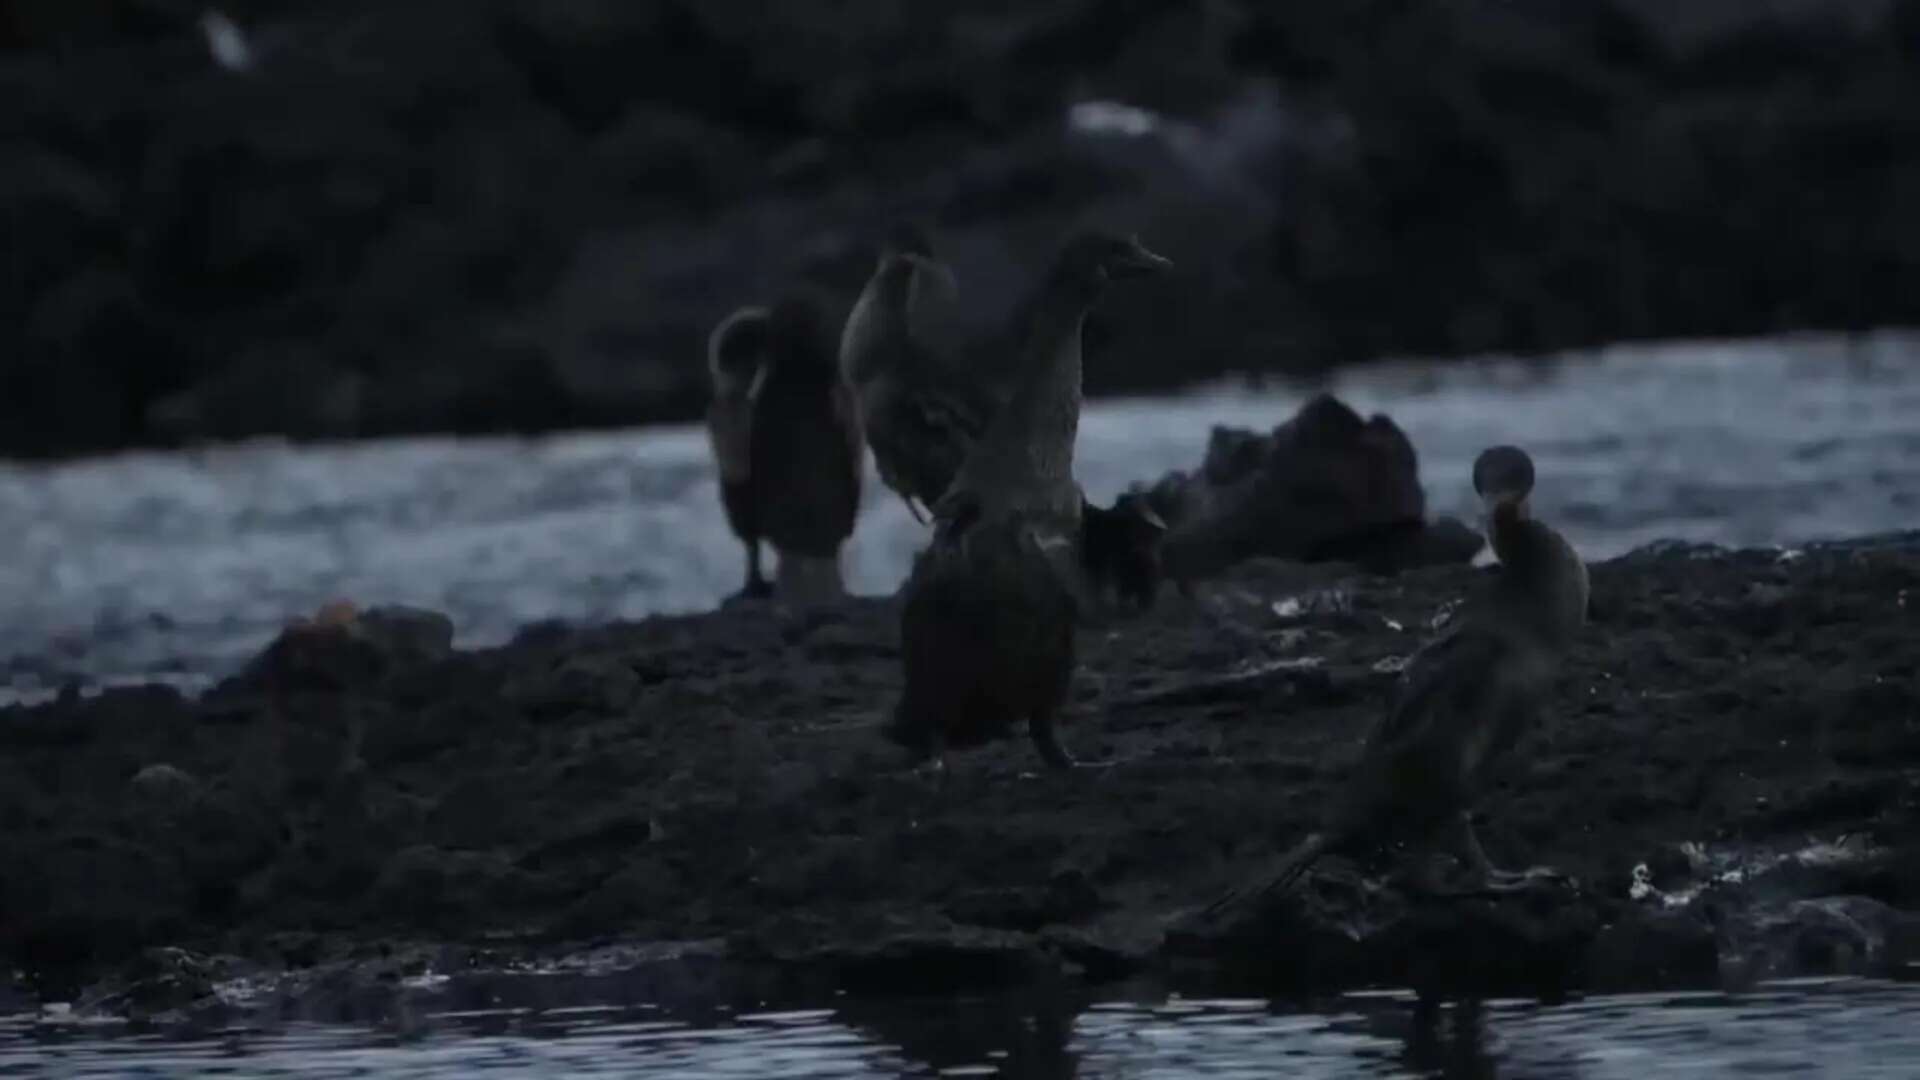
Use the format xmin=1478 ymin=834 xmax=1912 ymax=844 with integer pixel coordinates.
xmin=900 ymin=252 xmax=960 ymax=300
xmin=1109 ymin=236 xmax=1173 ymax=278
xmin=1480 ymin=491 xmax=1528 ymax=518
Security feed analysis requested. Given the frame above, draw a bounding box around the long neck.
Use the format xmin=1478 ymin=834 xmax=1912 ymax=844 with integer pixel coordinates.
xmin=839 ymin=262 xmax=915 ymax=385
xmin=957 ymin=281 xmax=1090 ymax=505
xmin=1002 ymin=297 xmax=1088 ymax=477
xmin=1489 ymin=508 xmax=1588 ymax=649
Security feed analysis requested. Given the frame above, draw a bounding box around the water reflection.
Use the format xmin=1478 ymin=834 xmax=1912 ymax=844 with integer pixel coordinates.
xmin=5 ymin=974 xmax=1918 ymax=1077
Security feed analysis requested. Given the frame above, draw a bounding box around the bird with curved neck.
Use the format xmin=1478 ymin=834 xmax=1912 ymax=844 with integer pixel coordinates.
xmin=838 ymin=223 xmax=976 ymax=524
xmin=889 ymin=232 xmax=1171 ymax=771
xmin=705 ymin=305 xmax=775 ymax=599
xmin=1203 ymin=445 xmax=1588 ymax=912
xmin=746 ymin=293 xmax=865 ymax=605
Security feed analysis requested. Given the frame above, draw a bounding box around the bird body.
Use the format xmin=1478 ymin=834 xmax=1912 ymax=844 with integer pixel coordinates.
xmin=1207 ymin=445 xmax=1586 ymax=910
xmin=705 ymin=306 xmax=774 ymax=598
xmin=748 ymin=296 xmax=864 ymax=602
xmin=889 ymin=233 xmax=1171 ymax=770
xmin=1079 ymin=491 xmax=1168 ymax=611
xmin=704 ymin=296 xmax=862 ymax=604
xmin=840 ymin=225 xmax=975 ymax=523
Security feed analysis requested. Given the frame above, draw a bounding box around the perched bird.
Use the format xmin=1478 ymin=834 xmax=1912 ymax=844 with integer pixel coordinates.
xmin=1080 ymin=491 xmax=1169 ymax=611
xmin=1205 ymin=445 xmax=1588 ymax=911
xmin=747 ymin=293 xmax=865 ymax=603
xmin=840 ymin=224 xmax=1172 ymax=604
xmin=888 ymin=232 xmax=1172 ymax=770
xmin=839 ymin=223 xmax=985 ymax=523
xmin=705 ymin=305 xmax=775 ymax=599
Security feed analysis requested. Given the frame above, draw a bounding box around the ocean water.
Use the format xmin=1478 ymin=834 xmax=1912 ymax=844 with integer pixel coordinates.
xmin=5 ymin=974 xmax=1919 ymax=1077
xmin=2 ymin=331 xmax=1916 ymax=702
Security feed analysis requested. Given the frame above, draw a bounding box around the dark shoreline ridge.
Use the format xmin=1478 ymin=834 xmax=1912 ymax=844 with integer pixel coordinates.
xmin=5 ymin=533 xmax=1919 ymax=1017
xmin=7 ymin=0 xmax=1920 ymax=458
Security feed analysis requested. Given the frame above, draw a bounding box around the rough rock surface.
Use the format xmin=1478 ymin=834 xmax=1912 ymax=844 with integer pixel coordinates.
xmin=3 ymin=534 xmax=1919 ymax=1016
xmin=1144 ymin=393 xmax=1486 ymax=578
xmin=5 ymin=0 xmax=1920 ymax=456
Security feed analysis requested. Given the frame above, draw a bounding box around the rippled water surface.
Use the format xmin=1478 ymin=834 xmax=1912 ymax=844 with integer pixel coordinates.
xmin=3 ymin=333 xmax=1918 ymax=698
xmin=5 ymin=976 xmax=1919 ymax=1077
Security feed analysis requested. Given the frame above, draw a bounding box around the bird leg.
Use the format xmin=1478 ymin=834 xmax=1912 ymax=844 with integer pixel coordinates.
xmin=739 ymin=542 xmax=773 ymax=600
xmin=1030 ymin=707 xmax=1099 ymax=771
xmin=1029 ymin=708 xmax=1075 ymax=770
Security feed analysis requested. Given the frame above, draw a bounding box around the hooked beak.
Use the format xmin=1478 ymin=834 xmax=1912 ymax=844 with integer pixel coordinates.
xmin=899 ymin=252 xmax=961 ymax=301
xmin=1110 ymin=236 xmax=1173 ymax=278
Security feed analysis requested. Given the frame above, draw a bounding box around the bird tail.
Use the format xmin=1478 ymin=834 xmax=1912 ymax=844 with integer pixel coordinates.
xmin=1200 ymin=832 xmax=1330 ymax=922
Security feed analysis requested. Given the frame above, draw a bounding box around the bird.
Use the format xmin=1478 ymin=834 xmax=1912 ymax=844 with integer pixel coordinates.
xmin=745 ymin=292 xmax=865 ymax=604
xmin=704 ymin=305 xmax=775 ymax=600
xmin=839 ymin=225 xmax=1172 ymax=609
xmin=888 ymin=232 xmax=1172 ymax=771
xmin=1080 ymin=491 xmax=1169 ymax=611
xmin=838 ymin=222 xmax=986 ymax=524
xmin=1204 ymin=445 xmax=1588 ymax=913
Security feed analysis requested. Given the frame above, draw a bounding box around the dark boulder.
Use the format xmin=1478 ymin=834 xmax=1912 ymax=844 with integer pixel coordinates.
xmin=1144 ymin=394 xmax=1484 ymax=580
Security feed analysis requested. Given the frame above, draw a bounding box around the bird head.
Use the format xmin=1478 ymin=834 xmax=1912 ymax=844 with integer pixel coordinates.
xmin=706 ymin=306 xmax=772 ymax=394
xmin=878 ymin=220 xmax=958 ymax=300
xmin=1046 ymin=232 xmax=1172 ymax=307
xmin=1472 ymin=445 xmax=1536 ymax=520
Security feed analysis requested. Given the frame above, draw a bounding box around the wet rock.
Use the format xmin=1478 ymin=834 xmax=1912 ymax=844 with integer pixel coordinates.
xmin=127 ymin=763 xmax=201 ymax=811
xmin=1147 ymin=395 xmax=1485 ymax=581
xmin=1585 ymin=904 xmax=1720 ymax=991
xmin=739 ymin=914 xmax=1052 ymax=996
xmin=7 ymin=536 xmax=1920 ymax=1009
xmin=1081 ymin=492 xmax=1169 ymax=611
xmin=234 ymin=603 xmax=454 ymax=697
xmin=371 ymin=846 xmax=535 ymax=928
xmin=558 ymin=858 xmax=685 ymax=935
xmin=1725 ymin=896 xmax=1920 ymax=983
xmin=1165 ymin=864 xmax=1598 ymax=996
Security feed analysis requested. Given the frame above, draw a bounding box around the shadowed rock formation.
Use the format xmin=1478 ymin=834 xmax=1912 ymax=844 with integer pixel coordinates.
xmin=1144 ymin=394 xmax=1484 ymax=581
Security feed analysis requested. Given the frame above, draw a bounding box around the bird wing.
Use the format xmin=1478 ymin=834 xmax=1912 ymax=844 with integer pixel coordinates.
xmin=706 ymin=397 xmax=754 ymax=484
xmin=868 ymin=376 xmax=989 ymax=505
xmin=1371 ymin=627 xmax=1503 ymax=748
xmin=832 ymin=380 xmax=866 ymax=520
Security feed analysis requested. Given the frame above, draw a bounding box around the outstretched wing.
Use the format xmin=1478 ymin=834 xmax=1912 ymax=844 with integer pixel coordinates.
xmin=868 ymin=375 xmax=991 ymax=505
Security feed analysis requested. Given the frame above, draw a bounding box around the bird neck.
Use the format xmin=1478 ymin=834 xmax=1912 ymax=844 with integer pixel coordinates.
xmin=1489 ymin=510 xmax=1588 ymax=648
xmin=944 ymin=284 xmax=1098 ymax=530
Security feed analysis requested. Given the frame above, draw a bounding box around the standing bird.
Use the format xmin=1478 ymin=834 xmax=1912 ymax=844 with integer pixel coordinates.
xmin=1080 ymin=491 xmax=1169 ymax=611
xmin=747 ymin=293 xmax=865 ymax=604
xmin=705 ymin=306 xmax=774 ymax=599
xmin=1205 ymin=445 xmax=1588 ymax=912
xmin=840 ymin=225 xmax=1172 ymax=607
xmin=888 ymin=233 xmax=1172 ymax=770
xmin=839 ymin=223 xmax=984 ymax=524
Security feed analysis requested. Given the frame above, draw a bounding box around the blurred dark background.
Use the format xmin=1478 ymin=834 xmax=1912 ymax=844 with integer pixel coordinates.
xmin=5 ymin=0 xmax=1916 ymax=459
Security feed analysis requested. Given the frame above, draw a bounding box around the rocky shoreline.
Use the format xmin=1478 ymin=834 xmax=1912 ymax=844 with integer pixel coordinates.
xmin=5 ymin=532 xmax=1919 ymax=1019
